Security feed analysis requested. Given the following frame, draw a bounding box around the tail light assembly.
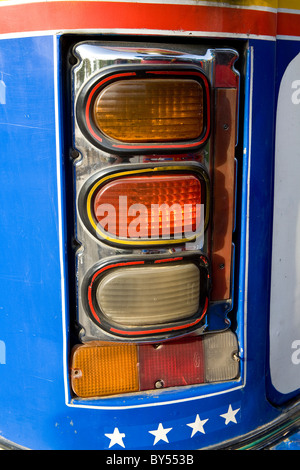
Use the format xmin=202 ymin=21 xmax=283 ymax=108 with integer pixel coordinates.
xmin=69 ymin=42 xmax=240 ymax=400
xmin=70 ymin=330 xmax=239 ymax=399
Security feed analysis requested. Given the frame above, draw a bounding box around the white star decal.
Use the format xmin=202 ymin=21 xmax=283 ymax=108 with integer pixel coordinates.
xmin=149 ymin=422 xmax=172 ymax=445
xmin=186 ymin=414 xmax=209 ymax=437
xmin=220 ymin=404 xmax=240 ymax=425
xmin=104 ymin=427 xmax=126 ymax=448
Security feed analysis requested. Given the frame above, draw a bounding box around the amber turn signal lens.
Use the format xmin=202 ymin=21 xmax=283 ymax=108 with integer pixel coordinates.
xmin=70 ymin=342 xmax=139 ymax=398
xmin=93 ymin=79 xmax=204 ymax=143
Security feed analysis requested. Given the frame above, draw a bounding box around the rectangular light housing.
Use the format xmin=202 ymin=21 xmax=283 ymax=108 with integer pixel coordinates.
xmin=71 ymin=343 xmax=139 ymax=398
xmin=70 ymin=330 xmax=239 ymax=399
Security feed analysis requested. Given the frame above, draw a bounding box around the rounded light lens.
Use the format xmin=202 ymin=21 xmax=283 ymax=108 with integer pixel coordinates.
xmin=93 ymin=79 xmax=204 ymax=143
xmin=93 ymin=173 xmax=203 ymax=239
xmin=96 ymin=263 xmax=200 ymax=327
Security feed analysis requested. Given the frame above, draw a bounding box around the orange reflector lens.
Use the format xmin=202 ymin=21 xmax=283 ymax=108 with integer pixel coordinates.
xmin=70 ymin=343 xmax=139 ymax=398
xmin=93 ymin=79 xmax=204 ymax=143
xmin=70 ymin=331 xmax=239 ymax=399
xmin=90 ymin=172 xmax=207 ymax=244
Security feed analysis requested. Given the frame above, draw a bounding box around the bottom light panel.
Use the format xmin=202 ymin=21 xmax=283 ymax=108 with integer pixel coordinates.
xmin=70 ymin=330 xmax=239 ymax=399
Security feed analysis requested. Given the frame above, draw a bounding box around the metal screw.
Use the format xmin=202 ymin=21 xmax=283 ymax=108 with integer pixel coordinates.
xmin=72 ymin=369 xmax=82 ymax=378
xmin=70 ymin=149 xmax=80 ymax=159
xmin=232 ymin=352 xmax=240 ymax=362
xmin=155 ymin=380 xmax=164 ymax=389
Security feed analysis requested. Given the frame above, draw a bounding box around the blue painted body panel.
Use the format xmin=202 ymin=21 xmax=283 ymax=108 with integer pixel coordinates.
xmin=0 ymin=34 xmax=299 ymax=449
xmin=266 ymin=38 xmax=300 ymax=407
xmin=271 ymin=431 xmax=300 ymax=450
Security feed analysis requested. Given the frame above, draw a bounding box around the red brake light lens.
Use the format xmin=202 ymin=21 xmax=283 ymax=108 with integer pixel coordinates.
xmin=94 ymin=173 xmax=201 ymax=238
xmin=139 ymin=337 xmax=205 ymax=390
xmin=79 ymin=165 xmax=210 ymax=247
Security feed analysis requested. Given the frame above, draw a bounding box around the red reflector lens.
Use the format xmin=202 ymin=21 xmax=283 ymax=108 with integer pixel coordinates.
xmin=139 ymin=337 xmax=205 ymax=390
xmin=93 ymin=173 xmax=202 ymax=239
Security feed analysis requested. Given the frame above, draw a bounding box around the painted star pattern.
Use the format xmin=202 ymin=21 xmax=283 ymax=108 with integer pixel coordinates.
xmin=220 ymin=404 xmax=240 ymax=425
xmin=149 ymin=422 xmax=173 ymax=445
xmin=105 ymin=427 xmax=126 ymax=448
xmin=187 ymin=414 xmax=209 ymax=437
xmin=104 ymin=404 xmax=240 ymax=448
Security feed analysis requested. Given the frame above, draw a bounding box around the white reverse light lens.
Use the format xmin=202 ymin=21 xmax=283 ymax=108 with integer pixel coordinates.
xmin=203 ymin=329 xmax=239 ymax=382
xmin=96 ymin=263 xmax=200 ymax=327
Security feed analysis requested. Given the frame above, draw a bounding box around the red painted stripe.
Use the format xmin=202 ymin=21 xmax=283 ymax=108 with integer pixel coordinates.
xmin=154 ymin=257 xmax=183 ymax=263
xmin=88 ymin=285 xmax=101 ymax=324
xmin=0 ymin=1 xmax=277 ymax=37
xmin=277 ymin=11 xmax=300 ymax=37
xmin=109 ymin=318 xmax=202 ymax=336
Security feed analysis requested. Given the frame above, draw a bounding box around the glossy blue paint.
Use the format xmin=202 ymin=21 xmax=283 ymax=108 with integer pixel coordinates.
xmin=266 ymin=39 xmax=300 ymax=407
xmin=0 ymin=34 xmax=299 ymax=450
xmin=271 ymin=430 xmax=300 ymax=450
xmin=0 ymin=35 xmax=67 ymax=448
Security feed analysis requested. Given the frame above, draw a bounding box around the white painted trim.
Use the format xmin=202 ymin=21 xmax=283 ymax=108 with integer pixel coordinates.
xmin=243 ymin=46 xmax=254 ymax=388
xmin=53 ymin=35 xmax=70 ymax=406
xmin=0 ymin=28 xmax=277 ymax=41
xmin=66 ymin=384 xmax=244 ymax=410
xmin=278 ymin=8 xmax=300 ymax=15
xmin=277 ymin=34 xmax=300 ymax=41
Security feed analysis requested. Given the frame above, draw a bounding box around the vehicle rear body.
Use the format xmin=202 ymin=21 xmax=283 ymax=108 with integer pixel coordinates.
xmin=0 ymin=0 xmax=300 ymax=450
